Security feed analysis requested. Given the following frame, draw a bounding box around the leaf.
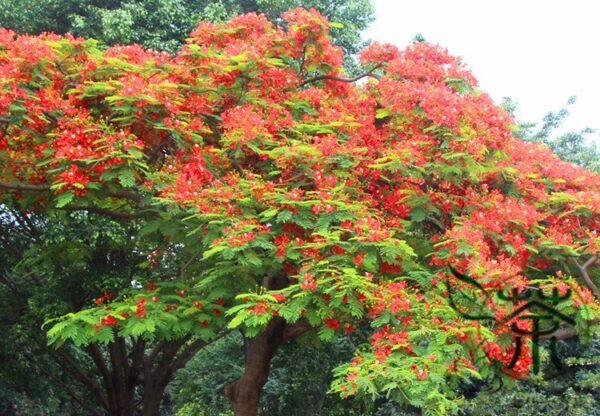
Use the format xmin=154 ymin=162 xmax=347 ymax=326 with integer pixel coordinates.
xmin=203 ymin=245 xmax=226 ymax=260
xmin=376 ymin=108 xmax=391 ymax=119
xmin=229 ymin=312 xmax=247 ymax=329
xmin=55 ymin=191 xmax=75 ymax=208
xmin=118 ymin=170 xmax=136 ymax=188
xmin=411 ymin=206 xmax=426 ymax=222
xmin=363 ymin=251 xmax=379 ymax=273
xmin=129 ymin=321 xmax=148 ymax=337
xmin=260 ymin=207 xmax=278 ymax=219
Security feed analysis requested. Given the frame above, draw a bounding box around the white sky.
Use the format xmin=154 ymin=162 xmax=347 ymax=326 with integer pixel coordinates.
xmin=364 ymin=0 xmax=600 ymax=142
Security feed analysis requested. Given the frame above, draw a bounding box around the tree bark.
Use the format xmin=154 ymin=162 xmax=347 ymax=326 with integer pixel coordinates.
xmin=224 ymin=319 xmax=286 ymax=416
xmin=224 ymin=318 xmax=313 ymax=416
xmin=140 ymin=384 xmax=166 ymax=416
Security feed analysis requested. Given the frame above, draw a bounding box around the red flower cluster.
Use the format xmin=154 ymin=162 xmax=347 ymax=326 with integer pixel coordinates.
xmin=94 ymin=290 xmax=113 ymax=305
xmin=135 ymin=297 xmax=147 ymax=319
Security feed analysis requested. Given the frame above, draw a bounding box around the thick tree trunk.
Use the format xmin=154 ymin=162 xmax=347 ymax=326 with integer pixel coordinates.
xmin=109 ymin=339 xmax=138 ymax=416
xmin=140 ymin=384 xmax=166 ymax=416
xmin=224 ymin=319 xmax=286 ymax=416
xmin=139 ymin=340 xmax=186 ymax=416
xmin=224 ymin=318 xmax=312 ymax=416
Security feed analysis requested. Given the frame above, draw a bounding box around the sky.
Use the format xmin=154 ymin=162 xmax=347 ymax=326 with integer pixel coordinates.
xmin=364 ymin=0 xmax=600 ymax=142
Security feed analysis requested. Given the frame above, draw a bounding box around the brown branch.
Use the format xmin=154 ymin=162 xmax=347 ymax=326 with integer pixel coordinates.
xmin=145 ymin=340 xmax=169 ymax=369
xmin=150 ymin=340 xmax=185 ymax=384
xmin=0 ymin=181 xmax=50 ymax=191
xmin=108 ymin=189 xmax=144 ymax=203
xmin=130 ymin=337 xmax=146 ymax=376
xmin=540 ymin=319 xmax=600 ymax=340
xmin=86 ymin=343 xmax=117 ymax=410
xmin=53 ymin=349 xmax=110 ymax=412
xmin=299 ymin=65 xmax=382 ymax=88
xmin=281 ymin=319 xmax=313 ymax=342
xmin=23 ymin=351 xmax=103 ymax=416
xmin=171 ymin=332 xmax=229 ymax=372
xmin=574 ymin=254 xmax=600 ymax=300
xmin=0 ymin=181 xmax=144 ymax=203
xmin=179 ymin=252 xmax=202 ymax=279
xmin=28 ymin=335 xmax=110 ymax=411
xmin=108 ymin=339 xmax=128 ymax=411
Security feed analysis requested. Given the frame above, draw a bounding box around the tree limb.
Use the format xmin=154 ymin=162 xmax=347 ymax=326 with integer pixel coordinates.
xmin=86 ymin=343 xmax=117 ymax=410
xmin=573 ymin=254 xmax=599 ymax=300
xmin=53 ymin=349 xmax=110 ymax=412
xmin=0 ymin=181 xmax=50 ymax=191
xmin=281 ymin=319 xmax=313 ymax=342
xmin=0 ymin=181 xmax=144 ymax=203
xmin=540 ymin=319 xmax=600 ymax=340
xmin=299 ymin=65 xmax=382 ymax=88
xmin=23 ymin=351 xmax=103 ymax=416
xmin=171 ymin=332 xmax=229 ymax=372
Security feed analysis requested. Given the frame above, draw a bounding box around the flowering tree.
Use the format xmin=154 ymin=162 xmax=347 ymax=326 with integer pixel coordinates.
xmin=1 ymin=8 xmax=598 ymax=416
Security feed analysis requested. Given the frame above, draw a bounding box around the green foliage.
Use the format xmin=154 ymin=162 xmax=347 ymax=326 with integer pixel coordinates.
xmin=461 ymin=337 xmax=600 ymax=416
xmin=0 ymin=0 xmax=374 ymax=55
xmin=170 ymin=331 xmax=384 ymax=415
xmin=46 ymin=283 xmax=227 ymax=348
xmin=504 ymin=96 xmax=600 ymax=173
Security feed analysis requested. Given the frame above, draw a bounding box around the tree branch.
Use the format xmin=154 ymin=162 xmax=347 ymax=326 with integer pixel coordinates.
xmin=23 ymin=351 xmax=103 ymax=416
xmin=0 ymin=181 xmax=50 ymax=191
xmin=145 ymin=340 xmax=169 ymax=369
xmin=150 ymin=340 xmax=185 ymax=385
xmin=0 ymin=181 xmax=144 ymax=203
xmin=170 ymin=332 xmax=228 ymax=372
xmin=299 ymin=65 xmax=382 ymax=88
xmin=281 ymin=319 xmax=313 ymax=342
xmin=574 ymin=254 xmax=599 ymax=300
xmin=179 ymin=252 xmax=202 ymax=279
xmin=130 ymin=337 xmax=146 ymax=376
xmin=86 ymin=343 xmax=117 ymax=410
xmin=540 ymin=319 xmax=600 ymax=340
xmin=53 ymin=349 xmax=110 ymax=412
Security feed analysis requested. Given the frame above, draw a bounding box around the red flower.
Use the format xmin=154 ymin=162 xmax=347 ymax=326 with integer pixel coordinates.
xmin=102 ymin=315 xmax=118 ymax=326
xmin=135 ymin=297 xmax=147 ymax=318
xmin=272 ymin=293 xmax=286 ymax=302
xmin=415 ymin=368 xmax=428 ymax=381
xmin=353 ymin=253 xmax=365 ymax=267
xmin=325 ymin=318 xmax=340 ymax=331
xmin=301 ymin=272 xmax=317 ymax=291
xmin=252 ymin=302 xmax=268 ymax=316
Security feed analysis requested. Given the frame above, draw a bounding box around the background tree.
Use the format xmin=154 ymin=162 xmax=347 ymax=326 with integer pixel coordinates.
xmin=0 ymin=0 xmax=374 ymax=55
xmin=0 ymin=203 xmax=225 ymax=415
xmin=502 ymin=96 xmax=600 ymax=173
xmin=169 ymin=331 xmax=379 ymax=415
